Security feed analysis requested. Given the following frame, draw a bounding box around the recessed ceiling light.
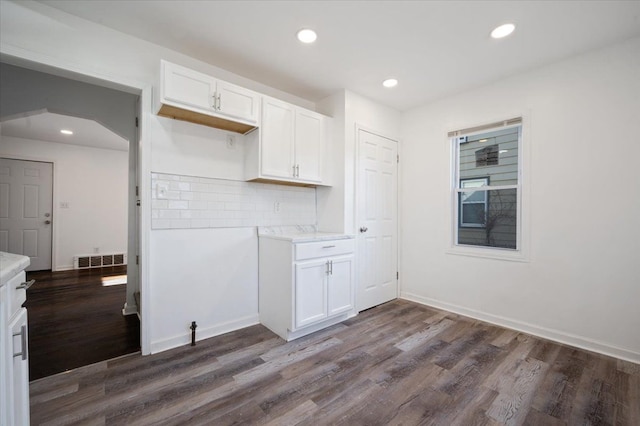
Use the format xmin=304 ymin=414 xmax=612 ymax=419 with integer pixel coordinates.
xmin=491 ymin=23 xmax=515 ymax=39
xmin=297 ymin=29 xmax=317 ymax=44
xmin=382 ymin=78 xmax=398 ymax=88
xmin=60 ymin=129 xmax=73 ymax=135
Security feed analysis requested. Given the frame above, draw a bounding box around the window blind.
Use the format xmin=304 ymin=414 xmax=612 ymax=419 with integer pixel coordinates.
xmin=448 ymin=117 xmax=522 ymax=138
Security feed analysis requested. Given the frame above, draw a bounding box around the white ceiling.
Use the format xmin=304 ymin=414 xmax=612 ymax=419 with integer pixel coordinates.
xmin=39 ymin=0 xmax=640 ymax=111
xmin=1 ymin=111 xmax=129 ymax=151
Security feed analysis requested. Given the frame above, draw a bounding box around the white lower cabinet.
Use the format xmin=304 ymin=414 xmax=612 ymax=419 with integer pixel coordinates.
xmin=259 ymin=236 xmax=355 ymax=341
xmin=1 ymin=252 xmax=31 ymax=426
xmin=9 ymin=308 xmax=29 ymax=426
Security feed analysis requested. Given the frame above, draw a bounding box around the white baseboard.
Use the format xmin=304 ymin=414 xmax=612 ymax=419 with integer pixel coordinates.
xmin=401 ymin=291 xmax=640 ymax=364
xmin=54 ymin=265 xmax=74 ymax=271
xmin=150 ymin=314 xmax=260 ymax=354
xmin=122 ymin=302 xmax=138 ymax=316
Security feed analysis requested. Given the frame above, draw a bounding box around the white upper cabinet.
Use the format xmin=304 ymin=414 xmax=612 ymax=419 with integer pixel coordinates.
xmin=156 ymin=60 xmax=260 ymax=134
xmin=260 ymin=97 xmax=295 ymax=179
xmin=246 ymin=96 xmax=328 ymax=186
xmin=295 ymin=109 xmax=324 ymax=183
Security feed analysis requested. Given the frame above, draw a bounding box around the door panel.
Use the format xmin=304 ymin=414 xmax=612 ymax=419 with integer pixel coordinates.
xmin=261 ymin=98 xmax=295 ymax=179
xmin=294 ymin=110 xmax=323 ymax=183
xmin=163 ymin=61 xmax=216 ymax=112
xmin=216 ymin=80 xmax=259 ymax=123
xmin=0 ymin=158 xmax=53 ymax=271
xmin=294 ymin=260 xmax=327 ymax=328
xmin=357 ymin=130 xmax=398 ymax=311
xmin=327 ymin=255 xmax=354 ymax=316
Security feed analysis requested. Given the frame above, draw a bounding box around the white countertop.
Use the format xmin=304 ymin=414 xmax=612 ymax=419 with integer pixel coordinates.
xmin=0 ymin=251 xmax=30 ymax=287
xmin=258 ymin=231 xmax=354 ymax=243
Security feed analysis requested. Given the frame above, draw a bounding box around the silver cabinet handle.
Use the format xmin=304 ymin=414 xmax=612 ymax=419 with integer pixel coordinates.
xmin=326 ymin=260 xmax=330 ymax=275
xmin=322 ymin=245 xmax=335 ymax=249
xmin=296 ymin=164 xmax=300 ymax=177
xmin=293 ymin=164 xmax=297 ymax=177
xmin=211 ymin=93 xmax=217 ymax=109
xmin=16 ymin=279 xmax=35 ymax=290
xmin=329 ymin=260 xmax=333 ymax=275
xmin=217 ymin=94 xmax=222 ymax=111
xmin=13 ymin=325 xmax=27 ymax=360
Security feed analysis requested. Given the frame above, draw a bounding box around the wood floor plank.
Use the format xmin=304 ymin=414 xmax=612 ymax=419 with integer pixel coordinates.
xmin=26 ymin=266 xmax=140 ymax=381
xmin=29 ymin=299 xmax=639 ymax=426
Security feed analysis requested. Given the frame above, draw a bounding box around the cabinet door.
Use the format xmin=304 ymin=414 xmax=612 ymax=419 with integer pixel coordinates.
xmin=294 ymin=109 xmax=324 ymax=183
xmin=9 ymin=308 xmax=29 ymax=426
xmin=327 ymin=255 xmax=354 ymax=316
xmin=162 ymin=61 xmax=216 ymax=112
xmin=261 ymin=97 xmax=295 ymax=179
xmin=216 ymin=80 xmax=260 ymax=123
xmin=0 ymin=286 xmax=7 ymax=426
xmin=294 ymin=260 xmax=328 ymax=328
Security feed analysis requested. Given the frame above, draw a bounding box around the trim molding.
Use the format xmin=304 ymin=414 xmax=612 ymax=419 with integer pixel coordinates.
xmin=121 ymin=302 xmax=138 ymax=316
xmin=401 ymin=292 xmax=640 ymax=364
xmin=150 ymin=314 xmax=260 ymax=354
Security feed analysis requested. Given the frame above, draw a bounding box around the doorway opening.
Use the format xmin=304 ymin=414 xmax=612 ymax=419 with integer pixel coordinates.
xmin=0 ymin=62 xmax=141 ymax=379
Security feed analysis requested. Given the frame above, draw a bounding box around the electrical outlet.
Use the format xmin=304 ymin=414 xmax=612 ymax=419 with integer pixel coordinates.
xmin=157 ymin=183 xmax=169 ymax=199
xmin=226 ymin=134 xmax=236 ymax=150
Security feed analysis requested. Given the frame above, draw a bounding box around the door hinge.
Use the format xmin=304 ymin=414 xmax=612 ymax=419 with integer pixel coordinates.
xmin=135 ymin=117 xmax=139 ymax=128
xmin=136 ymin=255 xmax=139 ymax=265
xmin=135 ymin=186 xmax=139 ymax=196
xmin=397 ymin=271 xmax=399 ymax=279
xmin=397 ymin=154 xmax=399 ymax=163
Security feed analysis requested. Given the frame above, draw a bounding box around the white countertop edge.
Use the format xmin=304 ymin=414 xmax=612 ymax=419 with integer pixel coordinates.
xmin=258 ymin=232 xmax=355 ymax=243
xmin=0 ymin=251 xmax=31 ymax=287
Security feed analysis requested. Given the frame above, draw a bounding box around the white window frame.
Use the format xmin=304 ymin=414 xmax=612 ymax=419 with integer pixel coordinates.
xmin=459 ymin=177 xmax=489 ymax=228
xmin=448 ymin=117 xmax=528 ymax=262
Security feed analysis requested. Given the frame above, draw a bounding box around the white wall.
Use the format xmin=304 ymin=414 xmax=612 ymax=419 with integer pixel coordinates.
xmin=0 ymin=0 xmax=318 ymax=353
xmin=149 ymin=227 xmax=258 ymax=353
xmin=0 ymin=135 xmax=128 ymax=270
xmin=317 ymin=90 xmax=401 ymax=234
xmin=400 ymin=37 xmax=640 ymax=362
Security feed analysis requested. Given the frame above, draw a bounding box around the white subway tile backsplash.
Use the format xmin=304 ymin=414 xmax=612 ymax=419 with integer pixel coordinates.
xmin=168 ymin=200 xmax=189 ymax=210
xmin=151 ymin=173 xmax=316 ymax=230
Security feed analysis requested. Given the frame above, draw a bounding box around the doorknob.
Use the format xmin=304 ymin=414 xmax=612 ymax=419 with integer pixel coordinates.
xmin=44 ymin=220 xmax=51 ymax=225
xmin=360 ymin=226 xmax=368 ymax=233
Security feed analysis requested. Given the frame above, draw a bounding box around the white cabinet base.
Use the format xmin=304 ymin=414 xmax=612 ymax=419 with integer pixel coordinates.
xmin=283 ymin=311 xmax=353 ymax=342
xmin=258 ymin=236 xmax=355 ymax=342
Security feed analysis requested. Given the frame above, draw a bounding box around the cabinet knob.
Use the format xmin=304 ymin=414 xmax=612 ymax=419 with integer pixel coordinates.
xmin=360 ymin=226 xmax=368 ymax=233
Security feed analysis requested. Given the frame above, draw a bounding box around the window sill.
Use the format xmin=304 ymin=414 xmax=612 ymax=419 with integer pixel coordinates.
xmin=446 ymin=244 xmax=529 ymax=262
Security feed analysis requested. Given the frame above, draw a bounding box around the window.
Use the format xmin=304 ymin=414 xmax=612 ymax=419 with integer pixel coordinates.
xmin=460 ymin=177 xmax=489 ymax=227
xmin=451 ymin=119 xmax=522 ymax=251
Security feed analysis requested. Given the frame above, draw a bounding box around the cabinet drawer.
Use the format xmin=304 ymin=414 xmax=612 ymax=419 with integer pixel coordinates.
xmin=295 ymin=239 xmax=354 ymax=261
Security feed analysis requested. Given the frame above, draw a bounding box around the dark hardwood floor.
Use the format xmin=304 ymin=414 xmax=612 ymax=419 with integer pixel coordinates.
xmin=25 ymin=266 xmax=140 ymax=381
xmin=29 ymin=299 xmax=639 ymax=425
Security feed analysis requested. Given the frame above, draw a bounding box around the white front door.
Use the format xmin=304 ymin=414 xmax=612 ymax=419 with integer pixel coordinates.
xmin=0 ymin=158 xmax=53 ymax=271
xmin=356 ymin=129 xmax=398 ymax=311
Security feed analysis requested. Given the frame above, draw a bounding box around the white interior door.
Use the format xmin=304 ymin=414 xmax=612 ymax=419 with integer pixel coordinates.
xmin=356 ymin=129 xmax=398 ymax=311
xmin=0 ymin=158 xmax=53 ymax=271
